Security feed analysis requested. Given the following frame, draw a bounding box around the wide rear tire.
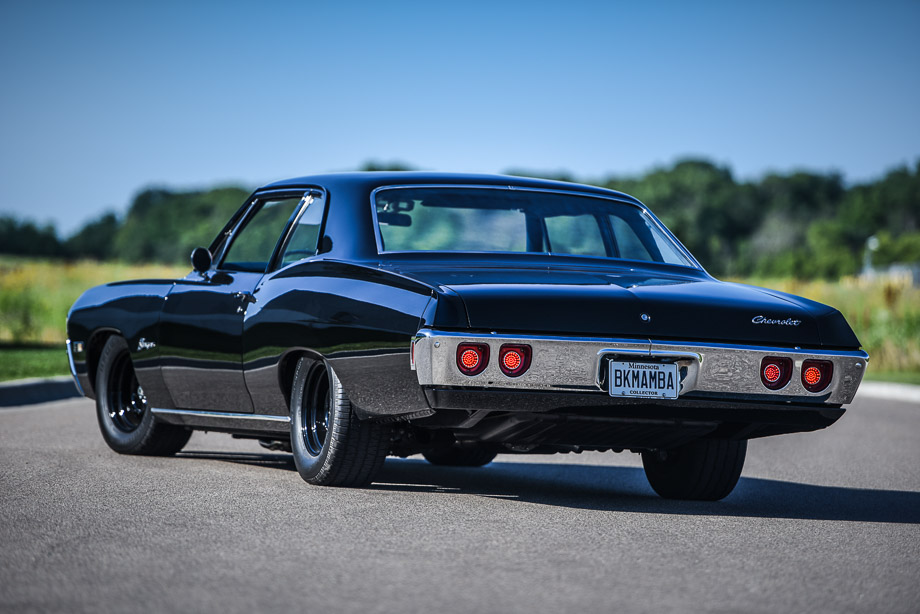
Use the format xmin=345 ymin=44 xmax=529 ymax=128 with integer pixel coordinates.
xmin=95 ymin=336 xmax=191 ymax=455
xmin=641 ymin=439 xmax=746 ymax=501
xmin=290 ymin=358 xmax=390 ymax=486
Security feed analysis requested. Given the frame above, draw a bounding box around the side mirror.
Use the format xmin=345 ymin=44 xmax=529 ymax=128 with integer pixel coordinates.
xmin=191 ymin=247 xmax=212 ymax=273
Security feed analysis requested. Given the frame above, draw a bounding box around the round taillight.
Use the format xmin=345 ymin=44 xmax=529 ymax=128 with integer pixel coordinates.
xmin=763 ymin=363 xmax=781 ymax=383
xmin=498 ymin=344 xmax=531 ymax=377
xmin=760 ymin=356 xmax=792 ymax=390
xmin=456 ymin=343 xmax=489 ymax=376
xmin=461 ymin=350 xmax=480 ymax=369
xmin=801 ymin=359 xmax=833 ymax=393
xmin=803 ymin=366 xmax=821 ymax=385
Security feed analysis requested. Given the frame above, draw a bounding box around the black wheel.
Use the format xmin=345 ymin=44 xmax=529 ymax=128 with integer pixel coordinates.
xmin=641 ymin=439 xmax=747 ymax=501
xmin=95 ymin=336 xmax=191 ymax=455
xmin=290 ymin=357 xmax=389 ymax=486
xmin=422 ymin=445 xmax=497 ymax=467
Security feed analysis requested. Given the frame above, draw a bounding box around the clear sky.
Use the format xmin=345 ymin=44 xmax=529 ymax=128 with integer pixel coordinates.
xmin=1 ymin=0 xmax=918 ymax=235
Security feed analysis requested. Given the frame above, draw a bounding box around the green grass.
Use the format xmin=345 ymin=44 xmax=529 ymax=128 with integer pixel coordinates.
xmin=0 ymin=256 xmax=187 ymax=343
xmin=0 ymin=345 xmax=70 ymax=382
xmin=863 ymin=370 xmax=920 ymax=386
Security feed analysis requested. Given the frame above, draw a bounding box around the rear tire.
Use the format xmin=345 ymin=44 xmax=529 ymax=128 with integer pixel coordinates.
xmin=95 ymin=336 xmax=191 ymax=455
xmin=290 ymin=358 xmax=389 ymax=486
xmin=641 ymin=439 xmax=746 ymax=501
xmin=422 ymin=445 xmax=497 ymax=467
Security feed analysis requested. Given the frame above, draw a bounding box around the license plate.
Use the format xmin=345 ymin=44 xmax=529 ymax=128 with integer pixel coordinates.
xmin=608 ymin=361 xmax=679 ymax=399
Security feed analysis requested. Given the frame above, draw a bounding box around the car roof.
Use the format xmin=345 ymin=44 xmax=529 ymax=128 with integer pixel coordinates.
xmin=255 ymin=171 xmax=651 ymax=263
xmin=260 ymin=171 xmax=643 ymax=206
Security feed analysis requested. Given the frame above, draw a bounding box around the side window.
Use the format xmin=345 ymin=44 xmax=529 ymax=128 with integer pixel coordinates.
xmin=610 ymin=215 xmax=653 ymax=261
xmin=279 ymin=192 xmax=326 ymax=266
xmin=221 ymin=196 xmax=302 ymax=272
xmin=545 ymin=214 xmax=606 ymax=257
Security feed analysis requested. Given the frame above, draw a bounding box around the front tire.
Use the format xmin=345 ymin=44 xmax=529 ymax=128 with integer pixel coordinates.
xmin=95 ymin=336 xmax=191 ymax=455
xmin=290 ymin=358 xmax=389 ymax=486
xmin=641 ymin=439 xmax=746 ymax=501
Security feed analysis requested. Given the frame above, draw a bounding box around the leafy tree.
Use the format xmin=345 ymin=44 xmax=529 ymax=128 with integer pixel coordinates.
xmin=64 ymin=212 xmax=119 ymax=260
xmin=359 ymin=161 xmax=416 ymax=172
xmin=2 ymin=159 xmax=918 ymax=279
xmin=112 ymin=187 xmax=250 ymax=263
xmin=0 ymin=216 xmax=64 ymax=257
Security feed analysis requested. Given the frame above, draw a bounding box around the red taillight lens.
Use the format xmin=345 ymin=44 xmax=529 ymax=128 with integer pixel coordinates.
xmin=801 ymin=359 xmax=833 ymax=392
xmin=498 ymin=344 xmax=532 ymax=377
xmin=761 ymin=356 xmax=792 ymax=390
xmin=763 ymin=364 xmax=781 ymax=383
xmin=456 ymin=343 xmax=489 ymax=376
xmin=803 ymin=366 xmax=821 ymax=385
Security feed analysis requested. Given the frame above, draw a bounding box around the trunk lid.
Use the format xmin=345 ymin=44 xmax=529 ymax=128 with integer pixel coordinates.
xmin=389 ymin=261 xmax=824 ymax=346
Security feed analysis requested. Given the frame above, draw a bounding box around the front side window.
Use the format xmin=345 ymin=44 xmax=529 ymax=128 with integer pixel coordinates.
xmin=221 ymin=196 xmax=302 ymax=272
xmin=374 ymin=187 xmax=695 ymax=267
xmin=279 ymin=191 xmax=326 ymax=266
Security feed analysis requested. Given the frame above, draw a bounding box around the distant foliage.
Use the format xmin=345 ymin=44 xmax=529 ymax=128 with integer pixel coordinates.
xmin=64 ymin=212 xmax=119 ymax=260
xmin=112 ymin=187 xmax=250 ymax=263
xmin=0 ymin=186 xmax=249 ymax=264
xmin=1 ymin=160 xmax=918 ymax=277
xmin=596 ymin=159 xmax=920 ymax=278
xmin=0 ymin=217 xmax=66 ymax=258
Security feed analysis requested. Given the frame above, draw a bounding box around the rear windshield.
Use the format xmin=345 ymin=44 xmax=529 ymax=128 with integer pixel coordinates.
xmin=374 ymin=186 xmax=694 ymax=267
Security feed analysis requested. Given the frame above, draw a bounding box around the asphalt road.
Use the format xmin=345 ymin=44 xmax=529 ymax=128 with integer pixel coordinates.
xmin=1 ymin=393 xmax=918 ymax=614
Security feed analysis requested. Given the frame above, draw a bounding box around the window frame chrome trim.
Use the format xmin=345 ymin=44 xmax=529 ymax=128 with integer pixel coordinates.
xmin=270 ymin=187 xmax=329 ymax=272
xmin=214 ymin=186 xmax=328 ymax=275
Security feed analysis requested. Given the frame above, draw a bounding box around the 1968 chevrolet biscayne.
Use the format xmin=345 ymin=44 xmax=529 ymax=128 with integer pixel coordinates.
xmin=66 ymin=172 xmax=868 ymax=500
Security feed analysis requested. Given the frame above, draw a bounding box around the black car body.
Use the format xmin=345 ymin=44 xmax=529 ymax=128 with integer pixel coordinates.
xmin=67 ymin=173 xmax=868 ymax=500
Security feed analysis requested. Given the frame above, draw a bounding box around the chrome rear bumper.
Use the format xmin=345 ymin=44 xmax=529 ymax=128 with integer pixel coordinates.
xmin=411 ymin=330 xmax=868 ymax=405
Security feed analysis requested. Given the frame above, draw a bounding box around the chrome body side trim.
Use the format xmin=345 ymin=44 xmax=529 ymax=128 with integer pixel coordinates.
xmin=65 ymin=339 xmax=85 ymax=396
xmin=412 ymin=329 xmax=869 ymax=405
xmin=151 ymin=408 xmax=290 ymax=434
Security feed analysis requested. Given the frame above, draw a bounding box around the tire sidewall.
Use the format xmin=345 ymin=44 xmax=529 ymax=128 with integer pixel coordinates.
xmin=95 ymin=336 xmax=158 ymax=453
xmin=290 ymin=358 xmax=332 ymax=480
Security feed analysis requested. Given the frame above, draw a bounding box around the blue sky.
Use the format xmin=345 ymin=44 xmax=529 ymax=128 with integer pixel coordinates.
xmin=1 ymin=0 xmax=918 ymax=235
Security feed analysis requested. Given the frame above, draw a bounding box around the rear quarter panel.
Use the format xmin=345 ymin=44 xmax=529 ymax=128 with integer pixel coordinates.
xmin=242 ymin=260 xmax=435 ymax=418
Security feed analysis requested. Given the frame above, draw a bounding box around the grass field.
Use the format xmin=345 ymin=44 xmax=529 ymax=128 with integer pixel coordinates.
xmin=1 ymin=257 xmax=918 ymax=383
xmin=0 ymin=257 xmax=186 ymax=344
xmin=0 ymin=344 xmax=70 ymax=381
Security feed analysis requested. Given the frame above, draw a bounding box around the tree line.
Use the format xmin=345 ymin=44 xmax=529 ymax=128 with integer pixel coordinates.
xmin=1 ymin=159 xmax=917 ymax=278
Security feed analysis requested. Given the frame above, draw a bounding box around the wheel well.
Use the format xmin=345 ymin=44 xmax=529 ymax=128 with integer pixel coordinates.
xmin=278 ymin=350 xmax=322 ymax=410
xmin=84 ymin=329 xmax=120 ymax=398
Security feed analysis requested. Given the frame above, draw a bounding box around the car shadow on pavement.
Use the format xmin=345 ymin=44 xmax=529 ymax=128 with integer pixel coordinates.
xmin=176 ymin=450 xmax=296 ymax=471
xmin=372 ymin=458 xmax=920 ymax=525
xmin=170 ymin=451 xmax=920 ymax=524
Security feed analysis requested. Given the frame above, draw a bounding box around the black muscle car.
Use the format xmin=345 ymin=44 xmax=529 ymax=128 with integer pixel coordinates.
xmin=66 ymin=172 xmax=868 ymax=500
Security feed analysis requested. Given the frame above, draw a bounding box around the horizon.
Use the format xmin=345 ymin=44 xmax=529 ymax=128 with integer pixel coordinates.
xmin=9 ymin=154 xmax=920 ymax=240
xmin=2 ymin=1 xmax=918 ymax=234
